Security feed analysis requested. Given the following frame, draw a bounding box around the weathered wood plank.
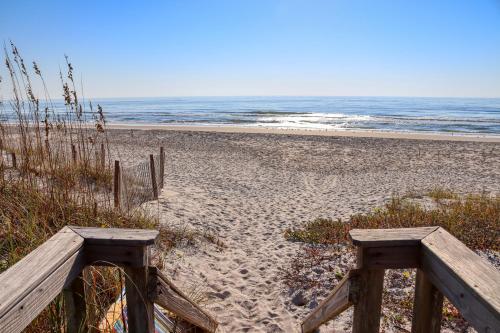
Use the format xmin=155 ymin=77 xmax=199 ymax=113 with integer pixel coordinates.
xmin=350 ymin=227 xmax=438 ymax=247
xmin=149 ymin=267 xmax=218 ymax=333
xmin=64 ymin=271 xmax=87 ymax=333
xmin=125 ymin=260 xmax=155 ymax=333
xmin=69 ymin=226 xmax=159 ymax=246
xmin=421 ymin=227 xmax=500 ymax=332
xmin=150 ymin=154 xmax=158 ymax=199
xmin=114 ymin=160 xmax=121 ymax=208
xmin=352 ymin=247 xmax=385 ymax=333
xmin=301 ymin=270 xmax=359 ymax=333
xmin=71 ymin=144 xmax=77 ymax=163
xmin=361 ymin=245 xmax=420 ymax=269
xmin=0 ymin=227 xmax=83 ymax=317
xmin=85 ymin=244 xmax=148 ymax=267
xmin=411 ymin=269 xmax=443 ymax=333
xmin=0 ymin=248 xmax=85 ymax=333
xmin=351 ymin=268 xmax=384 ymax=333
xmin=154 ymin=304 xmax=192 ymax=333
xmin=158 ymin=310 xmax=204 ymax=333
xmin=11 ymin=152 xmax=16 ymax=169
xmin=100 ymin=143 xmax=105 ymax=169
xmin=159 ymin=146 xmax=165 ymax=189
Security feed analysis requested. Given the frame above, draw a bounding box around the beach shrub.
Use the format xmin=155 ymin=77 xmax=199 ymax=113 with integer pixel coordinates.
xmin=285 ymin=193 xmax=499 ymax=251
xmin=283 ymin=190 xmax=499 ymax=332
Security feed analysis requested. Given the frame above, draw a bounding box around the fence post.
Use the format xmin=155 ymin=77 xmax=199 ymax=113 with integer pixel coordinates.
xmin=114 ymin=160 xmax=121 ymax=208
xmin=94 ymin=151 xmax=99 ymax=169
xmin=150 ymin=154 xmax=158 ymax=199
xmin=411 ymin=269 xmax=443 ymax=333
xmin=11 ymin=152 xmax=16 ymax=169
xmin=0 ymin=150 xmax=4 ymax=180
xmin=159 ymin=147 xmax=165 ymax=189
xmin=63 ymin=272 xmax=87 ymax=333
xmin=352 ymin=247 xmax=385 ymax=333
xmin=100 ymin=143 xmax=105 ymax=169
xmin=124 ymin=246 xmax=155 ymax=333
xmin=71 ymin=144 xmax=77 ymax=163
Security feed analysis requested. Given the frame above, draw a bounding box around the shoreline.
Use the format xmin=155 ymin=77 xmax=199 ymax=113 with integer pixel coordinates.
xmin=106 ymin=123 xmax=500 ymax=142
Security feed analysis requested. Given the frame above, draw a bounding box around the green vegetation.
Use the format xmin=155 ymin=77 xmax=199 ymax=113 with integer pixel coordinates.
xmin=285 ymin=193 xmax=499 ymax=251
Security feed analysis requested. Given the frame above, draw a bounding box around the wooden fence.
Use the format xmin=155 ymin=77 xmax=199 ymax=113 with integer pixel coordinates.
xmin=0 ymin=226 xmax=218 ymax=333
xmin=301 ymin=226 xmax=500 ymax=333
xmin=1 ymin=145 xmax=165 ymax=209
xmin=114 ymin=147 xmax=166 ymax=208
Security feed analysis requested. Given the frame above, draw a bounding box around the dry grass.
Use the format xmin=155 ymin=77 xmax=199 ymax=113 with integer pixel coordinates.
xmin=285 ymin=193 xmax=499 ymax=251
xmin=427 ymin=187 xmax=459 ymax=202
xmin=283 ymin=190 xmax=499 ymax=331
xmin=0 ymin=182 xmax=161 ymax=270
xmin=0 ymin=43 xmax=204 ymax=332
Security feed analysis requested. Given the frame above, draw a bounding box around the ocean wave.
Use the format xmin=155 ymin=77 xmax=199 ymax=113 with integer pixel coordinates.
xmin=376 ymin=115 xmax=500 ymax=124
xmin=1 ymin=96 xmax=499 ymax=134
xmin=256 ymin=113 xmax=372 ymax=123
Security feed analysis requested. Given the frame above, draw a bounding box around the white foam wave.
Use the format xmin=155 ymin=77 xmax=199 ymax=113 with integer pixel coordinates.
xmin=255 ymin=113 xmax=372 ymax=129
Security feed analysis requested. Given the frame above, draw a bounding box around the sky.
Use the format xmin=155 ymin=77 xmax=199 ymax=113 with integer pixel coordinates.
xmin=1 ymin=0 xmax=500 ymax=98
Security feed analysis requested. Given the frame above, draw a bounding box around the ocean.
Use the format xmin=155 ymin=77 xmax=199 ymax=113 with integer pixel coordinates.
xmin=4 ymin=96 xmax=500 ymax=135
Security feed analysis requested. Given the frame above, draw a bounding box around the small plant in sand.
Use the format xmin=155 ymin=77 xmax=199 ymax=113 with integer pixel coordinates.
xmin=426 ymin=187 xmax=458 ymax=202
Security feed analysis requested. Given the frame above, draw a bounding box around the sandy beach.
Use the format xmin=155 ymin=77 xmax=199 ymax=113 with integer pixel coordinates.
xmin=107 ymin=126 xmax=499 ymax=332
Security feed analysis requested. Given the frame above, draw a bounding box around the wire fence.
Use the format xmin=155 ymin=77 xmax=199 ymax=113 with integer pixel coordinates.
xmin=1 ymin=142 xmax=165 ymax=212
xmin=118 ymin=152 xmax=164 ymax=211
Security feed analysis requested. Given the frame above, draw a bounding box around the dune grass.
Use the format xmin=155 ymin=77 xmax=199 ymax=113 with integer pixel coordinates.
xmin=0 ymin=43 xmax=202 ymax=332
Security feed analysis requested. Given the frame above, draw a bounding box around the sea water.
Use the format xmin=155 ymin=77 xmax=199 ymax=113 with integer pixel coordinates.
xmin=3 ymin=96 xmax=500 ymax=135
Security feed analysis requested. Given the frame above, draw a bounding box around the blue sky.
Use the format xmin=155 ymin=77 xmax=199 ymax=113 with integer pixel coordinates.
xmin=1 ymin=0 xmax=499 ymax=98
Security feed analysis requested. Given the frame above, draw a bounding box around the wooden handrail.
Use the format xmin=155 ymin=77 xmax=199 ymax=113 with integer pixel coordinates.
xmin=0 ymin=226 xmax=219 ymax=333
xmin=0 ymin=227 xmax=85 ymax=333
xmin=301 ymin=270 xmax=360 ymax=333
xmin=420 ymin=228 xmax=500 ymax=331
xmin=149 ymin=267 xmax=218 ymax=332
xmin=301 ymin=226 xmax=500 ymax=333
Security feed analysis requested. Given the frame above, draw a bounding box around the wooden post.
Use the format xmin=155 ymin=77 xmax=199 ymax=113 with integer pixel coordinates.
xmin=159 ymin=147 xmax=165 ymax=189
xmin=352 ymin=247 xmax=385 ymax=333
xmin=411 ymin=269 xmax=443 ymax=333
xmin=150 ymin=154 xmax=158 ymax=199
xmin=0 ymin=150 xmax=4 ymax=180
xmin=114 ymin=160 xmax=121 ymax=208
xmin=95 ymin=151 xmax=99 ymax=169
xmin=63 ymin=272 xmax=87 ymax=333
xmin=100 ymin=143 xmax=105 ymax=169
xmin=71 ymin=144 xmax=77 ymax=163
xmin=11 ymin=152 xmax=16 ymax=169
xmin=124 ymin=246 xmax=154 ymax=333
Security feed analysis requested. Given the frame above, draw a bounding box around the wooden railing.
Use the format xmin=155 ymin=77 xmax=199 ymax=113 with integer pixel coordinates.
xmin=301 ymin=226 xmax=500 ymax=333
xmin=3 ymin=226 xmax=498 ymax=333
xmin=0 ymin=226 xmax=218 ymax=333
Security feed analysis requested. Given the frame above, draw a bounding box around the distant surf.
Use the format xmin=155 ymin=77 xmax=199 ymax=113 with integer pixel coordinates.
xmin=2 ymin=96 xmax=500 ymax=135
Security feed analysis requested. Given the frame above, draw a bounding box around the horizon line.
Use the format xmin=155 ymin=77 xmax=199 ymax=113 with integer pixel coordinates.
xmin=82 ymin=95 xmax=500 ymax=100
